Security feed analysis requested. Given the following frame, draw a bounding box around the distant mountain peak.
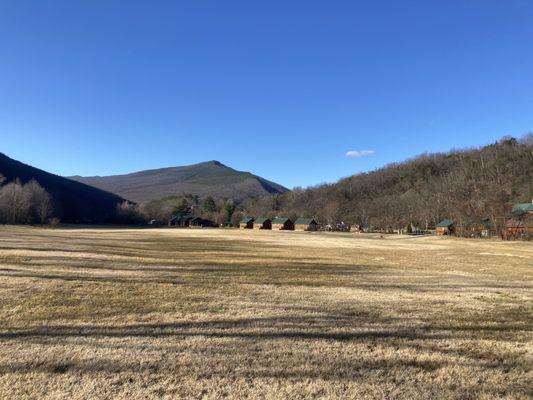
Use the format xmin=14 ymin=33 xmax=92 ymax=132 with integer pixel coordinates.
xmin=204 ymin=160 xmax=224 ymax=166
xmin=70 ymin=161 xmax=288 ymax=203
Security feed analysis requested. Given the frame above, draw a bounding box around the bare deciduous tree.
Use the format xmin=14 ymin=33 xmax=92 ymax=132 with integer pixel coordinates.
xmin=240 ymin=137 xmax=533 ymax=231
xmin=25 ymin=180 xmax=53 ymax=224
xmin=0 ymin=179 xmax=31 ymax=224
xmin=0 ymin=179 xmax=55 ymax=225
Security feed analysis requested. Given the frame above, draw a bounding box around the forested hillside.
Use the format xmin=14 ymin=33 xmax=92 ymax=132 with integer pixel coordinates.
xmin=0 ymin=153 xmax=127 ymax=223
xmin=241 ymin=136 xmax=533 ymax=230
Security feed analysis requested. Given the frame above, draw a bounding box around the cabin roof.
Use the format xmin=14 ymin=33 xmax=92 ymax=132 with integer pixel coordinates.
xmin=272 ymin=217 xmax=291 ymax=224
xmin=254 ymin=217 xmax=270 ymax=224
xmin=294 ymin=218 xmax=316 ymax=225
xmin=170 ymin=215 xmax=188 ymax=222
xmin=240 ymin=217 xmax=254 ymax=224
xmin=436 ymin=219 xmax=454 ymax=228
xmin=512 ymin=203 xmax=533 ymax=215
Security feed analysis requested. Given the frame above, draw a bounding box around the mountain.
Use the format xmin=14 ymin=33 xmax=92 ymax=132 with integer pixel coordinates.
xmin=0 ymin=153 xmax=127 ymax=223
xmin=70 ymin=161 xmax=289 ymax=203
xmin=242 ymin=136 xmax=533 ymax=229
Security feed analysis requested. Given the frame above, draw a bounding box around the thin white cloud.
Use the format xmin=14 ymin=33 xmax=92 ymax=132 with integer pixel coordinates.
xmin=345 ymin=149 xmax=375 ymax=158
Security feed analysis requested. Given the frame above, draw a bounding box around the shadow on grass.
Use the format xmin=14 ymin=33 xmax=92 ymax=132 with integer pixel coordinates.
xmin=0 ymin=309 xmax=529 ymax=398
xmin=1 ymin=313 xmax=529 ymax=342
xmin=0 ymin=267 xmax=529 ymax=294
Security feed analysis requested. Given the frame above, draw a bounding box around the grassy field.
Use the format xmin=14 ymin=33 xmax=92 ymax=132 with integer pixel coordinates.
xmin=0 ymin=226 xmax=531 ymax=399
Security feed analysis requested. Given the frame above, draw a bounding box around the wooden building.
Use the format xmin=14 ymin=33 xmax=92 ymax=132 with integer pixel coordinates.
xmin=505 ymin=219 xmax=525 ymax=238
xmin=480 ymin=218 xmax=496 ymax=237
xmin=436 ymin=219 xmax=454 ymax=235
xmin=294 ymin=218 xmax=318 ymax=231
xmin=504 ymin=201 xmax=533 ymax=240
xmin=271 ymin=217 xmax=294 ymax=231
xmin=239 ymin=217 xmax=254 ymax=229
xmin=504 ymin=215 xmax=533 ymax=240
xmin=253 ymin=217 xmax=271 ymax=230
xmin=169 ymin=215 xmax=193 ymax=227
xmin=190 ymin=217 xmax=214 ymax=228
xmin=169 ymin=215 xmax=213 ymax=228
xmin=455 ymin=218 xmax=496 ymax=238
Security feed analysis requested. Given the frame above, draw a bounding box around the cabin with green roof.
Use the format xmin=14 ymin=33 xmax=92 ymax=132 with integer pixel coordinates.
xmin=239 ymin=217 xmax=254 ymax=229
xmin=294 ymin=217 xmax=318 ymax=231
xmin=511 ymin=202 xmax=533 ymax=216
xmin=253 ymin=217 xmax=271 ymax=230
xmin=505 ymin=201 xmax=533 ymax=240
xmin=271 ymin=217 xmax=294 ymax=231
xmin=436 ymin=219 xmax=454 ymax=235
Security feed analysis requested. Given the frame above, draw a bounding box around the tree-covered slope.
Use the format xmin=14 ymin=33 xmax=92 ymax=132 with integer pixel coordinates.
xmin=242 ymin=136 xmax=533 ymax=229
xmin=0 ymin=153 xmax=127 ymax=223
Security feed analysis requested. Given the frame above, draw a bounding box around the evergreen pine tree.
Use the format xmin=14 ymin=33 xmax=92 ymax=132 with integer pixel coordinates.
xmin=202 ymin=196 xmax=217 ymax=213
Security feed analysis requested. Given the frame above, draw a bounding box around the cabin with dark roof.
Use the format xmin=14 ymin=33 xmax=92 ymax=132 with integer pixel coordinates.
xmin=294 ymin=218 xmax=318 ymax=231
xmin=436 ymin=219 xmax=454 ymax=235
xmin=271 ymin=217 xmax=294 ymax=231
xmin=253 ymin=217 xmax=271 ymax=230
xmin=240 ymin=217 xmax=254 ymax=229
xmin=169 ymin=215 xmax=193 ymax=227
xmin=169 ymin=215 xmax=213 ymax=228
xmin=190 ymin=216 xmax=214 ymax=228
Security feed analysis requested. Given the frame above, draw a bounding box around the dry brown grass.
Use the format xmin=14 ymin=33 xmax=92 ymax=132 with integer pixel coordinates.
xmin=0 ymin=226 xmax=531 ymax=399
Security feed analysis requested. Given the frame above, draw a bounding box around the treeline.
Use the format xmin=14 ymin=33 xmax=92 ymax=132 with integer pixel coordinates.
xmin=0 ymin=175 xmax=56 ymax=224
xmin=117 ymin=194 xmax=243 ymax=226
xmin=240 ymin=135 xmax=533 ymax=231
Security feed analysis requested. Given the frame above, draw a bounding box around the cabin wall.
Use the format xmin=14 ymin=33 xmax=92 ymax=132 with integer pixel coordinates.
xmin=295 ymin=223 xmax=317 ymax=231
xmin=254 ymin=221 xmax=271 ymax=230
xmin=436 ymin=227 xmax=449 ymax=235
xmin=273 ymin=221 xmax=294 ymax=231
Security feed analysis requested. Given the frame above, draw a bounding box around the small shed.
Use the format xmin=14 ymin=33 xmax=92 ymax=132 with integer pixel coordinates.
xmin=294 ymin=218 xmax=318 ymax=231
xmin=253 ymin=217 xmax=272 ymax=230
xmin=271 ymin=217 xmax=294 ymax=231
xmin=436 ymin=219 xmax=454 ymax=235
xmin=240 ymin=217 xmax=254 ymax=229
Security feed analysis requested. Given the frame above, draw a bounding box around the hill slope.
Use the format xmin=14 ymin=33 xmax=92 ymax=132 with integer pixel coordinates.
xmin=0 ymin=153 xmax=127 ymax=223
xmin=70 ymin=161 xmax=289 ymax=203
xmin=243 ymin=136 xmax=533 ymax=229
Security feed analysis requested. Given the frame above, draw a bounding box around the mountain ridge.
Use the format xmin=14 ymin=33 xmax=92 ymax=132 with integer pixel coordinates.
xmin=69 ymin=160 xmax=289 ymax=203
xmin=0 ymin=152 xmax=127 ymax=223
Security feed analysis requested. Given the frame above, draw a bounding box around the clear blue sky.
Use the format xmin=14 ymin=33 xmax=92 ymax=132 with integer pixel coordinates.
xmin=1 ymin=1 xmax=532 ymax=189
